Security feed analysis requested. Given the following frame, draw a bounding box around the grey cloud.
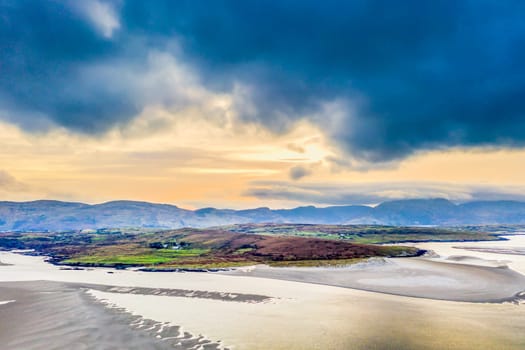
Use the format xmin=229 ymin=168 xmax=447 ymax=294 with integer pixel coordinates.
xmin=245 ymin=181 xmax=525 ymax=206
xmin=289 ymin=166 xmax=312 ymax=181
xmin=286 ymin=143 xmax=305 ymax=154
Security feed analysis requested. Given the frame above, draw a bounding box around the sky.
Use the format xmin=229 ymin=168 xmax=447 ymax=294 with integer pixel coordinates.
xmin=1 ymin=0 xmax=525 ymax=208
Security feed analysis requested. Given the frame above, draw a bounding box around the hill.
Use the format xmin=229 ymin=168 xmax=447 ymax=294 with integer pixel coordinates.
xmin=2 ymin=198 xmax=525 ymax=231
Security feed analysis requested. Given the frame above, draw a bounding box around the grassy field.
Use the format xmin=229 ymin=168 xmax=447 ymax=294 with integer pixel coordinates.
xmin=268 ymin=258 xmax=365 ymax=267
xmin=62 ymin=248 xmax=210 ymax=265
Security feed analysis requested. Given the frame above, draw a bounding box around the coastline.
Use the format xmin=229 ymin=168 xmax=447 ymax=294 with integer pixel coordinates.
xmin=9 ymin=232 xmax=515 ymax=271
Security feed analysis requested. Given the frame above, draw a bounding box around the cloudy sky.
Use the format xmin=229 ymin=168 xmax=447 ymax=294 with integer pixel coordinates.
xmin=1 ymin=0 xmax=525 ymax=208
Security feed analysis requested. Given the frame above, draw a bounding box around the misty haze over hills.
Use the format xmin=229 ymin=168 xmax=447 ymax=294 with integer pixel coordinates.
xmin=1 ymin=198 xmax=525 ymax=232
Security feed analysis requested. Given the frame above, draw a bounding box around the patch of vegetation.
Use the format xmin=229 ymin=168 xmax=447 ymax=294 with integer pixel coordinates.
xmin=268 ymin=258 xmax=365 ymax=267
xmin=448 ymin=224 xmax=525 ymax=235
xmin=225 ymin=224 xmax=500 ymax=244
xmin=233 ymin=247 xmax=256 ymax=255
xmin=63 ymin=248 xmax=210 ymax=265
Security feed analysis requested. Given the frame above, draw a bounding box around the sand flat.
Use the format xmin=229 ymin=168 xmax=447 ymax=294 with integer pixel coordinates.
xmin=223 ymin=257 xmax=525 ymax=302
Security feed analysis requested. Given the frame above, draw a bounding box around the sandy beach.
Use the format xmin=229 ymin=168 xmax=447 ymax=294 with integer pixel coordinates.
xmin=1 ymin=236 xmax=525 ymax=349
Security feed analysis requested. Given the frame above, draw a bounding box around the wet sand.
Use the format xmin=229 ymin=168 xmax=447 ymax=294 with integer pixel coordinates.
xmin=223 ymin=257 xmax=525 ymax=302
xmin=0 ymin=281 xmax=227 ymax=350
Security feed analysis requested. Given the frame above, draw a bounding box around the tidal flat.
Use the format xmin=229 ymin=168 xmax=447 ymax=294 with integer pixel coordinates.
xmin=1 ymin=236 xmax=525 ymax=349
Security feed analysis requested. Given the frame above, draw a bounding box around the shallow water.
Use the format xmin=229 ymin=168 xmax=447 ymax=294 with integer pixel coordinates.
xmin=415 ymin=234 xmax=525 ymax=274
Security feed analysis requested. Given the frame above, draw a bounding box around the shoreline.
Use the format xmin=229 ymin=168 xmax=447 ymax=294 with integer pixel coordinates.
xmin=2 ymin=232 xmax=511 ymax=271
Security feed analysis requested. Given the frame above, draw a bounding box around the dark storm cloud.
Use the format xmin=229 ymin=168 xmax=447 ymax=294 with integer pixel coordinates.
xmin=2 ymin=1 xmax=525 ymax=160
xmin=0 ymin=0 xmax=139 ymax=133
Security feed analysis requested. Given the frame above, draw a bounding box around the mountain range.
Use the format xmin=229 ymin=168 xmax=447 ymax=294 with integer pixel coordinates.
xmin=1 ymin=198 xmax=525 ymax=232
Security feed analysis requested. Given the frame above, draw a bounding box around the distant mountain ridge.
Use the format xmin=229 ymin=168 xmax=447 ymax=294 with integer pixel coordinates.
xmin=1 ymin=198 xmax=525 ymax=231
